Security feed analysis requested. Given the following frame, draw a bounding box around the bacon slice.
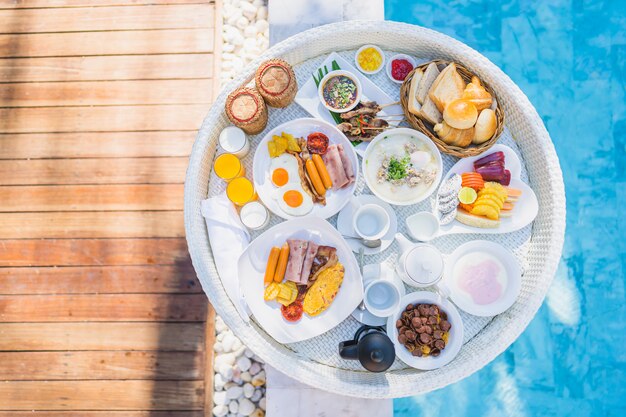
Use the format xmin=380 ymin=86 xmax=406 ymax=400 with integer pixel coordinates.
xmin=336 ymin=144 xmax=355 ymax=185
xmin=284 ymin=239 xmax=308 ymax=283
xmin=321 ymin=145 xmax=349 ymax=190
xmin=298 ymin=242 xmax=319 ymax=285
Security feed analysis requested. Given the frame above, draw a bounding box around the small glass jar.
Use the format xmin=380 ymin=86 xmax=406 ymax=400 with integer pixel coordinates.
xmin=219 ymin=126 xmax=250 ymax=158
xmin=239 ymin=201 xmax=270 ymax=230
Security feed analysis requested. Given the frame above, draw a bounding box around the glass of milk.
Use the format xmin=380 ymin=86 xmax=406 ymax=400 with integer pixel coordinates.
xmin=219 ymin=126 xmax=250 ymax=158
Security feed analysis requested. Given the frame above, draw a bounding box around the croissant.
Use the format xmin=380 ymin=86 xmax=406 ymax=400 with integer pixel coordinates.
xmin=462 ymin=76 xmax=493 ymax=111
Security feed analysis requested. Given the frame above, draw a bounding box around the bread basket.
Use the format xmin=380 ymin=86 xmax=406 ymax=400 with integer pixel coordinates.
xmin=400 ymin=59 xmax=505 ymax=158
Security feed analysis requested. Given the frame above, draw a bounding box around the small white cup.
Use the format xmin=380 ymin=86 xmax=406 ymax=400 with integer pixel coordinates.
xmin=406 ymin=211 xmax=440 ymax=241
xmin=363 ymin=274 xmax=401 ymax=317
xmin=219 ymin=126 xmax=250 ymax=158
xmin=352 ymin=203 xmax=390 ymax=241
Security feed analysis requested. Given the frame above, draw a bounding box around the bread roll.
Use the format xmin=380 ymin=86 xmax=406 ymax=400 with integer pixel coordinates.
xmin=462 ymin=76 xmax=492 ymax=111
xmin=443 ymin=99 xmax=478 ymax=129
xmin=434 ymin=121 xmax=474 ymax=147
xmin=473 ymin=108 xmax=497 ymax=144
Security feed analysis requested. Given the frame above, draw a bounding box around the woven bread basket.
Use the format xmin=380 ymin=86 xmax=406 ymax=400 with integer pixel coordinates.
xmin=400 ymin=59 xmax=505 ymax=158
xmin=185 ymin=21 xmax=565 ymax=398
xmin=225 ymin=87 xmax=268 ymax=135
xmin=255 ymin=58 xmax=298 ymax=108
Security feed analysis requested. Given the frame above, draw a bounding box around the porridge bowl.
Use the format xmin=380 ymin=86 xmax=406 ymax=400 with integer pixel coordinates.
xmin=362 ymin=128 xmax=443 ymax=206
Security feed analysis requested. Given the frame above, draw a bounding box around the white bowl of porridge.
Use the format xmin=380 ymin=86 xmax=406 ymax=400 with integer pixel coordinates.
xmin=362 ymin=128 xmax=443 ymax=206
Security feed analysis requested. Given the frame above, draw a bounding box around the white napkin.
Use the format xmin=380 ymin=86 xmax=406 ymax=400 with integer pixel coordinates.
xmin=202 ymin=193 xmax=251 ymax=322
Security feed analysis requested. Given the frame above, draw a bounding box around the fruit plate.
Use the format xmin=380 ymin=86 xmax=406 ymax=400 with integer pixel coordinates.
xmin=252 ymin=117 xmax=359 ymax=220
xmin=294 ymin=51 xmax=404 ymax=156
xmin=238 ymin=217 xmax=363 ymax=344
xmin=435 ymin=144 xmax=539 ymax=236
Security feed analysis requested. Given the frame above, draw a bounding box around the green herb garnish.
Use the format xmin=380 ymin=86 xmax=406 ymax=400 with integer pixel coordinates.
xmin=387 ymin=155 xmax=411 ymax=181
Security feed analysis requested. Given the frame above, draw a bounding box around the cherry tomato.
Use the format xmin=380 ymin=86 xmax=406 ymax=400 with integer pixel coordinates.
xmin=307 ymin=132 xmax=329 ymax=154
xmin=281 ymin=300 xmax=304 ymax=322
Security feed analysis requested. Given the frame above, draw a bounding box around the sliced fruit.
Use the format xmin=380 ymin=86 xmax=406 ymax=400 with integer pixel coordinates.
xmin=458 ymin=187 xmax=478 ymax=204
xmin=461 ymin=172 xmax=485 ymax=190
xmin=471 ymin=204 xmax=499 ymax=220
xmin=504 ymin=187 xmax=522 ymax=197
xmin=479 ymin=193 xmax=504 ymax=209
xmin=263 ymin=283 xmax=280 ymax=301
xmin=458 ymin=202 xmax=474 ymax=212
xmin=456 ymin=209 xmax=501 ymax=228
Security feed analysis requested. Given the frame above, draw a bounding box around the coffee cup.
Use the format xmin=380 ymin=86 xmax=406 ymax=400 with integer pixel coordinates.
xmin=352 ymin=203 xmax=390 ymax=241
xmin=363 ymin=269 xmax=401 ymax=317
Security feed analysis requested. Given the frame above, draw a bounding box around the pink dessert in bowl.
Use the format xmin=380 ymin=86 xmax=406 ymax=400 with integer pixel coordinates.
xmin=443 ymin=240 xmax=521 ymax=317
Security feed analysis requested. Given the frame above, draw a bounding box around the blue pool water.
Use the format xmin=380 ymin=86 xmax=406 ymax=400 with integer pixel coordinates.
xmin=385 ymin=1 xmax=625 ymax=415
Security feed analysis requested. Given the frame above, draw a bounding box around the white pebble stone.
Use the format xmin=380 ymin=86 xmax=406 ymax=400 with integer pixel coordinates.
xmin=235 ymin=16 xmax=249 ymax=30
xmin=243 ymin=38 xmax=257 ymax=50
xmin=248 ymin=362 xmax=262 ymax=376
xmin=232 ymin=32 xmax=245 ymax=46
xmin=252 ymin=0 xmax=264 ymax=6
xmin=216 ymin=316 xmax=227 ymax=332
xmin=218 ymin=364 xmax=234 ymax=380
xmin=238 ymin=398 xmax=255 ymax=416
xmin=214 ymin=390 xmax=228 ymax=405
xmin=244 ymin=25 xmax=258 ymax=38
xmin=222 ymin=334 xmax=237 ymax=352
xmin=236 ymin=356 xmax=252 ymax=372
xmin=240 ymin=371 xmax=252 ymax=382
xmin=214 ymin=342 xmax=224 ymax=353
xmin=224 ymin=381 xmax=239 ymax=390
xmin=250 ymin=409 xmax=265 ymax=417
xmin=223 ymin=43 xmax=236 ymax=53
xmin=216 ymin=332 xmax=225 ymax=342
xmin=259 ymin=397 xmax=266 ymax=411
xmin=213 ymin=404 xmax=229 ymax=417
xmin=255 ymin=19 xmax=268 ymax=32
xmin=256 ymin=6 xmax=267 ymax=20
xmin=215 ymin=353 xmax=236 ymax=367
xmin=241 ymin=2 xmax=257 ymax=20
xmin=226 ymin=385 xmax=243 ymax=399
xmin=244 ymin=348 xmax=254 ymax=358
xmin=243 ymin=383 xmax=254 ymax=398
xmin=252 ymin=355 xmax=265 ymax=364
xmin=251 ymin=370 xmax=266 ymax=387
xmin=229 ymin=400 xmax=239 ymax=414
xmin=214 ymin=374 xmax=226 ymax=391
xmin=250 ymin=388 xmax=262 ymax=402
xmin=226 ymin=9 xmax=243 ymax=26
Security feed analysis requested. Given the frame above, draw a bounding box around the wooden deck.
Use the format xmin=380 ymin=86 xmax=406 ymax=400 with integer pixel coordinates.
xmin=0 ymin=0 xmax=218 ymax=414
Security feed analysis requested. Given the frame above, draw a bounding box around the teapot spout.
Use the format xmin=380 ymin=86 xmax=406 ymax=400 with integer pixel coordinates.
xmin=394 ymin=233 xmax=413 ymax=252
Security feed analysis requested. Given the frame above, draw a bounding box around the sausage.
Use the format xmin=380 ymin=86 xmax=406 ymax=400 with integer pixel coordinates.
xmin=305 ymin=159 xmax=326 ymax=196
xmin=264 ymin=246 xmax=280 ymax=284
xmin=273 ymin=243 xmax=290 ymax=282
xmin=312 ymin=154 xmax=332 ymax=189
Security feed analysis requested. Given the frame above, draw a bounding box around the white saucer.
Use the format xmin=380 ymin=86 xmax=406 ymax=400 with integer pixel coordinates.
xmin=337 ymin=194 xmax=397 ymax=254
xmin=352 ymin=263 xmax=406 ymax=326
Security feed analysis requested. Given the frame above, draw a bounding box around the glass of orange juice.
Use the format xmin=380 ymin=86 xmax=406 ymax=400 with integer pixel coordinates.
xmin=226 ymin=177 xmax=256 ymax=206
xmin=214 ymin=153 xmax=245 ymax=181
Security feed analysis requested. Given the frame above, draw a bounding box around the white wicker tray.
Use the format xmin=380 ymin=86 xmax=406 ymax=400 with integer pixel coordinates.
xmin=184 ymin=21 xmax=566 ymax=398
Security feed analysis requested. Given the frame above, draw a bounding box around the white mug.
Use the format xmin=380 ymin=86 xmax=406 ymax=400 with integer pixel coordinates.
xmin=352 ymin=203 xmax=390 ymax=241
xmin=363 ymin=269 xmax=401 ymax=317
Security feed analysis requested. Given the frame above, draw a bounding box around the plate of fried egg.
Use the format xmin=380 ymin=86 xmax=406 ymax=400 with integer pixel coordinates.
xmin=253 ymin=118 xmax=359 ymax=220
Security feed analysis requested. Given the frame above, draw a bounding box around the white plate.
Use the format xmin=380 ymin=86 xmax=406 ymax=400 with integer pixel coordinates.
xmin=442 ymin=240 xmax=521 ymax=317
xmin=238 ymin=217 xmax=363 ymax=344
xmin=386 ymin=291 xmax=464 ymax=370
xmin=352 ymin=263 xmax=406 ymax=326
xmin=336 ymin=194 xmax=397 ymax=254
xmin=362 ymin=128 xmax=443 ymax=206
xmin=294 ymin=51 xmax=404 ymax=156
xmin=436 ymin=144 xmax=539 ymax=236
xmin=252 ymin=118 xmax=359 ymax=220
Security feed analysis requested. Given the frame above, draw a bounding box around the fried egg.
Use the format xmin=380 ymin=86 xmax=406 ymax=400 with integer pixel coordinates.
xmin=269 ymin=153 xmax=300 ymax=187
xmin=276 ymin=184 xmax=314 ymax=216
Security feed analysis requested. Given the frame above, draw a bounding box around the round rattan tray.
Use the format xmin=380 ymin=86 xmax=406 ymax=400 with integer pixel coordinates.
xmin=184 ymin=21 xmax=565 ymax=398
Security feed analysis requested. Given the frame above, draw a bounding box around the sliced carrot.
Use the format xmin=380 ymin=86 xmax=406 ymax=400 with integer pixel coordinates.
xmin=458 ymin=202 xmax=474 ymax=212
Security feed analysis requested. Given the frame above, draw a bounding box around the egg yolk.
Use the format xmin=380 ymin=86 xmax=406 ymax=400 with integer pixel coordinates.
xmin=272 ymin=168 xmax=289 ymax=186
xmin=283 ymin=190 xmax=303 ymax=208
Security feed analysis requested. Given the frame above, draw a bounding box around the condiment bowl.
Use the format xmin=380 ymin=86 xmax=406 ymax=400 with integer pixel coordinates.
xmin=318 ymin=70 xmax=362 ymax=113
xmin=354 ymin=44 xmax=385 ymax=75
xmin=387 ymin=291 xmax=464 ymax=371
xmin=386 ymin=54 xmax=417 ymax=84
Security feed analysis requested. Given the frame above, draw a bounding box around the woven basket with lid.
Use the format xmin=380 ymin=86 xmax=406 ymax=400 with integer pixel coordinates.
xmin=400 ymin=59 xmax=505 ymax=158
xmin=255 ymin=58 xmax=298 ymax=108
xmin=225 ymin=87 xmax=268 ymax=135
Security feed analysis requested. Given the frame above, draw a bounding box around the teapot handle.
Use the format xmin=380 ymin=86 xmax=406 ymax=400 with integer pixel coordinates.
xmin=339 ymin=325 xmax=386 ymax=360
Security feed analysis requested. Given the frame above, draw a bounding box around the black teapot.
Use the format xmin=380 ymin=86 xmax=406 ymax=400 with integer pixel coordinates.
xmin=338 ymin=325 xmax=395 ymax=372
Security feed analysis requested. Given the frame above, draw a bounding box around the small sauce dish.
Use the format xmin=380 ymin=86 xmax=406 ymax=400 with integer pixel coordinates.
xmin=318 ymin=70 xmax=362 ymax=113
xmin=354 ymin=45 xmax=385 ymax=75
xmin=386 ymin=54 xmax=417 ymax=84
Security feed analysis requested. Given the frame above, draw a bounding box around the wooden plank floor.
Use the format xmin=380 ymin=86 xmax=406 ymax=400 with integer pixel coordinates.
xmin=0 ymin=0 xmax=217 ymax=414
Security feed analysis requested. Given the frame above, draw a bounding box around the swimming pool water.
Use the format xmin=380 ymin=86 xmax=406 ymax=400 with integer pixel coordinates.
xmin=385 ymin=1 xmax=626 ymax=415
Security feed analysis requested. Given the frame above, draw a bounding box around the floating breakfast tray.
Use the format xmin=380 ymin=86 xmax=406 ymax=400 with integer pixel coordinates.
xmin=184 ymin=21 xmax=565 ymax=398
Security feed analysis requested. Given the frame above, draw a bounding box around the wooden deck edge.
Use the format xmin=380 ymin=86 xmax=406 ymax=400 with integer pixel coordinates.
xmin=203 ymin=301 xmax=216 ymax=414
